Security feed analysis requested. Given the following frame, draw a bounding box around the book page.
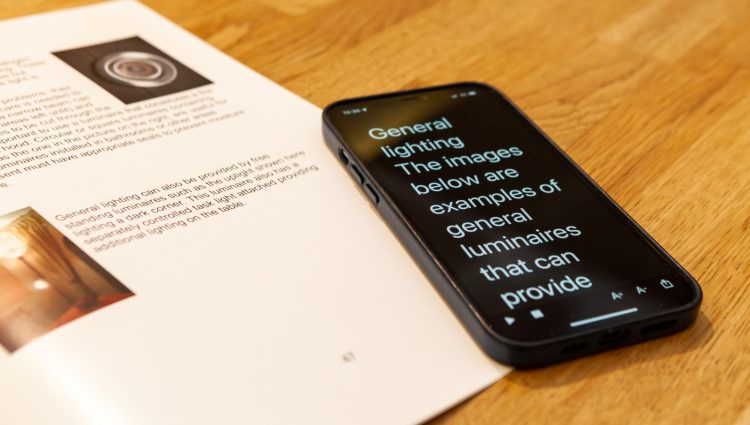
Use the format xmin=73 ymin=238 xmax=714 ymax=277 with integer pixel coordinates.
xmin=0 ymin=2 xmax=509 ymax=423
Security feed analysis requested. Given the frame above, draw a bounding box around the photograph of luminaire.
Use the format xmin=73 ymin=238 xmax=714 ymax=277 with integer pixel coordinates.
xmin=53 ymin=36 xmax=211 ymax=104
xmin=0 ymin=208 xmax=133 ymax=353
xmin=95 ymin=51 xmax=178 ymax=88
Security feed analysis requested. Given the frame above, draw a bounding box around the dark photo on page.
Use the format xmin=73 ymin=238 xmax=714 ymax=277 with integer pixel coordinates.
xmin=53 ymin=36 xmax=212 ymax=104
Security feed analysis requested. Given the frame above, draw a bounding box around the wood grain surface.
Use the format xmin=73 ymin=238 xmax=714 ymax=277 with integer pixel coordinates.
xmin=2 ymin=0 xmax=749 ymax=424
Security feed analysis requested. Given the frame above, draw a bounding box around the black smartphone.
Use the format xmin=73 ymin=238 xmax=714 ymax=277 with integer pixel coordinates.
xmin=322 ymin=82 xmax=702 ymax=368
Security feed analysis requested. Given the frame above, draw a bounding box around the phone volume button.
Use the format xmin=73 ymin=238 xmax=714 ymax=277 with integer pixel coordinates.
xmin=363 ymin=183 xmax=380 ymax=204
xmin=347 ymin=164 xmax=365 ymax=184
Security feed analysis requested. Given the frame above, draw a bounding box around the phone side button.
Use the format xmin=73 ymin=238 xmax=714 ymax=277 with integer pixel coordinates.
xmin=363 ymin=183 xmax=380 ymax=204
xmin=347 ymin=164 xmax=365 ymax=184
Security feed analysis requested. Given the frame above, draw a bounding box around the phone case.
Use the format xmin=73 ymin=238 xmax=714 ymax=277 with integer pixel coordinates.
xmin=322 ymin=82 xmax=702 ymax=368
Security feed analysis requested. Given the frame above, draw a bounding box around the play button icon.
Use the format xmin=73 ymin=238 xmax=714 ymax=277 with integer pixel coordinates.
xmin=504 ymin=316 xmax=515 ymax=325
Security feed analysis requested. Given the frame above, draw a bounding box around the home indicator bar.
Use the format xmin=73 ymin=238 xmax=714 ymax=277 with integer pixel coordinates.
xmin=569 ymin=307 xmax=639 ymax=328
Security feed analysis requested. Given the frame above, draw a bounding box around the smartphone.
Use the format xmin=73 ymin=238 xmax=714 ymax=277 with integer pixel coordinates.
xmin=321 ymin=82 xmax=702 ymax=368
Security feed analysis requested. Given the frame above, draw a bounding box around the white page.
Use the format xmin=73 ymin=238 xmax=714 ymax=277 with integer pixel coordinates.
xmin=0 ymin=2 xmax=509 ymax=424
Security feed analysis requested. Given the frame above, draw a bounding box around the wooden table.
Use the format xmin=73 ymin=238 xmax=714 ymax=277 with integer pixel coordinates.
xmin=3 ymin=0 xmax=749 ymax=423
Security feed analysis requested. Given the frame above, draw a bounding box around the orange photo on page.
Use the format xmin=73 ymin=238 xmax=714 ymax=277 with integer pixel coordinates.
xmin=0 ymin=208 xmax=133 ymax=353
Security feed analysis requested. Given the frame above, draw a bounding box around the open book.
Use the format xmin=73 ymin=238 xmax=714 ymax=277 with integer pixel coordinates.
xmin=0 ymin=2 xmax=508 ymax=423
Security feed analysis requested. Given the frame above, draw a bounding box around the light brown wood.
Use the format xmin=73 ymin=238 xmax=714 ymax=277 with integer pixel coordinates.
xmin=2 ymin=0 xmax=749 ymax=423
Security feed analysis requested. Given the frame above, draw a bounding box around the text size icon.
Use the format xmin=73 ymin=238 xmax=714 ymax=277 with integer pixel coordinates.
xmin=530 ymin=309 xmax=544 ymax=319
xmin=660 ymin=279 xmax=674 ymax=289
xmin=611 ymin=291 xmax=623 ymax=300
xmin=637 ymin=286 xmax=647 ymax=295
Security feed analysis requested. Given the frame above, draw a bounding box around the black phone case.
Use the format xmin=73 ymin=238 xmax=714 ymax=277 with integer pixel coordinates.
xmin=322 ymin=82 xmax=702 ymax=368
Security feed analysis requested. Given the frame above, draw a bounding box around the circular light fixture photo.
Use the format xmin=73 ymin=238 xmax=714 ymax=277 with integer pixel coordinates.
xmin=95 ymin=51 xmax=178 ymax=88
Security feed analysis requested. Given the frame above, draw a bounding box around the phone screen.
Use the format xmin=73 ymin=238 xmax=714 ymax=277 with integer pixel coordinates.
xmin=326 ymin=83 xmax=699 ymax=341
